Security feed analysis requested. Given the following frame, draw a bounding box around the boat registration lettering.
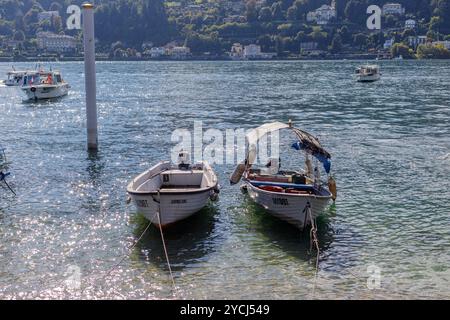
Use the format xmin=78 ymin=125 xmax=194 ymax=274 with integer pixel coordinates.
xmin=272 ymin=198 xmax=289 ymax=206
xmin=172 ymin=199 xmax=187 ymax=204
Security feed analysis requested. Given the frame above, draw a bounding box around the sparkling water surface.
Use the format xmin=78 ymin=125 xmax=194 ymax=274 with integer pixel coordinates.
xmin=0 ymin=60 xmax=449 ymax=299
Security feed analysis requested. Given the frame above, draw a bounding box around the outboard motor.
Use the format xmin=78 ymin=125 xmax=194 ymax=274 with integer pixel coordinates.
xmin=178 ymin=150 xmax=191 ymax=170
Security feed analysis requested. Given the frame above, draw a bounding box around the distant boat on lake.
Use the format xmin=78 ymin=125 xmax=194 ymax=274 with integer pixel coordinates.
xmin=355 ymin=64 xmax=381 ymax=82
xmin=21 ymin=69 xmax=70 ymax=101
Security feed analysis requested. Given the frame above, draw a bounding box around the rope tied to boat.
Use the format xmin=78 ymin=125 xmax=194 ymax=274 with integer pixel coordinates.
xmin=304 ymin=202 xmax=320 ymax=272
xmin=156 ymin=190 xmax=176 ymax=289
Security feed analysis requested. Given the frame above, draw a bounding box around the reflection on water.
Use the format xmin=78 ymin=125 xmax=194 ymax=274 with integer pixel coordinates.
xmin=131 ymin=204 xmax=218 ymax=273
xmin=241 ymin=197 xmax=335 ymax=265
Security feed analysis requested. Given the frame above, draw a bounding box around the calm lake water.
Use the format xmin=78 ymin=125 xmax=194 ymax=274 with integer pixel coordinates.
xmin=0 ymin=60 xmax=449 ymax=299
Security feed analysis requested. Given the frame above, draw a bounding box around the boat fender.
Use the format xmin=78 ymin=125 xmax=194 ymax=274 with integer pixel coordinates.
xmin=305 ymin=156 xmax=313 ymax=177
xmin=230 ymin=163 xmax=246 ymax=185
xmin=30 ymin=87 xmax=36 ymax=92
xmin=328 ymin=176 xmax=337 ymax=202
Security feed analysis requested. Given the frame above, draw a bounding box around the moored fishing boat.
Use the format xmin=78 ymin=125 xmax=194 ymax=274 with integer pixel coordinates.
xmin=21 ymin=69 xmax=70 ymax=101
xmin=355 ymin=64 xmax=381 ymax=82
xmin=127 ymin=151 xmax=219 ymax=227
xmin=230 ymin=121 xmax=336 ymax=230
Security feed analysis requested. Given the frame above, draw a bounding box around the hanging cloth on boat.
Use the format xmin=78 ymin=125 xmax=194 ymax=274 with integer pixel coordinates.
xmin=291 ymin=141 xmax=331 ymax=174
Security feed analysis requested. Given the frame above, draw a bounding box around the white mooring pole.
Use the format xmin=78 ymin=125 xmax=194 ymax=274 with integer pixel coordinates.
xmin=82 ymin=3 xmax=98 ymax=151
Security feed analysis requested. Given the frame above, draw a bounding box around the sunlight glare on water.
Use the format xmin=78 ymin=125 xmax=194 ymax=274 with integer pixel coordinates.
xmin=0 ymin=60 xmax=449 ymax=299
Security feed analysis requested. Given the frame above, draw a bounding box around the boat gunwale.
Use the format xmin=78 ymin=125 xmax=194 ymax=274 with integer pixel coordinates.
xmin=126 ymin=161 xmax=218 ymax=196
xmin=246 ymin=179 xmax=332 ymax=200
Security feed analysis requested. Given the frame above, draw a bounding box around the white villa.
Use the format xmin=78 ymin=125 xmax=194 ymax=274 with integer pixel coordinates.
xmin=243 ymin=44 xmax=261 ymax=59
xmin=306 ymin=0 xmax=337 ymax=25
xmin=37 ymin=32 xmax=78 ymax=53
xmin=229 ymin=43 xmax=276 ymax=60
xmin=148 ymin=47 xmax=166 ymax=58
xmin=405 ymin=19 xmax=416 ymax=29
xmin=382 ymin=3 xmax=405 ymax=15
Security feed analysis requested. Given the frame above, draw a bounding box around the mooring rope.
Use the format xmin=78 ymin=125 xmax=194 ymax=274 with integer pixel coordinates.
xmin=156 ymin=211 xmax=176 ymax=289
xmin=305 ymin=202 xmax=320 ymax=299
xmin=156 ymin=191 xmax=176 ymax=289
xmin=306 ymin=202 xmax=320 ymax=272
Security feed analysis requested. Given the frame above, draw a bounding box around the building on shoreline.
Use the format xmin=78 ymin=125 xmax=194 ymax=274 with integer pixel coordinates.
xmin=148 ymin=47 xmax=166 ymax=58
xmin=229 ymin=43 xmax=276 ymax=60
xmin=230 ymin=43 xmax=244 ymax=60
xmin=37 ymin=32 xmax=78 ymax=53
xmin=167 ymin=46 xmax=191 ymax=59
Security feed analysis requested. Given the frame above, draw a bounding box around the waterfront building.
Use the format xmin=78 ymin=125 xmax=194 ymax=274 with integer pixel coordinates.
xmin=149 ymin=47 xmax=167 ymax=58
xmin=37 ymin=32 xmax=78 ymax=53
xmin=169 ymin=46 xmax=191 ymax=59
xmin=230 ymin=43 xmax=244 ymax=60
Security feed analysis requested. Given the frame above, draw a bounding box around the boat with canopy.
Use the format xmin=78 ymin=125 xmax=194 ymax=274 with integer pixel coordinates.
xmin=230 ymin=121 xmax=336 ymax=230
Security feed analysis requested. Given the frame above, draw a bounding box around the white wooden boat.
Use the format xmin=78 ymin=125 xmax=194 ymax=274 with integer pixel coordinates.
xmin=127 ymin=152 xmax=219 ymax=227
xmin=355 ymin=64 xmax=380 ymax=82
xmin=231 ymin=122 xmax=336 ymax=230
xmin=5 ymin=70 xmax=27 ymax=86
xmin=21 ymin=70 xmax=69 ymax=101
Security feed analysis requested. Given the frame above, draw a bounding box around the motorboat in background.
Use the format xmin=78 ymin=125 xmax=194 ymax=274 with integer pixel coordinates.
xmin=230 ymin=121 xmax=336 ymax=230
xmin=5 ymin=69 xmax=27 ymax=86
xmin=355 ymin=64 xmax=381 ymax=82
xmin=127 ymin=151 xmax=219 ymax=228
xmin=21 ymin=69 xmax=70 ymax=101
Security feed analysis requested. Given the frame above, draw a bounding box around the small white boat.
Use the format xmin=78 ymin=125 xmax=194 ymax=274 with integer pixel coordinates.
xmin=230 ymin=122 xmax=336 ymax=230
xmin=21 ymin=70 xmax=69 ymax=101
xmin=127 ymin=151 xmax=219 ymax=227
xmin=5 ymin=70 xmax=27 ymax=86
xmin=355 ymin=64 xmax=381 ymax=82
xmin=393 ymin=55 xmax=403 ymax=60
